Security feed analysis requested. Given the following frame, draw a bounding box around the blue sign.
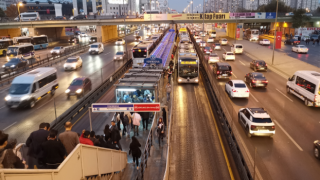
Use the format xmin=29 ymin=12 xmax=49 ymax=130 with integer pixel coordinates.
xmin=92 ymin=103 xmax=134 ymax=112
xmin=266 ymin=12 xmax=276 ymax=19
xmin=144 ymin=57 xmax=162 ymax=64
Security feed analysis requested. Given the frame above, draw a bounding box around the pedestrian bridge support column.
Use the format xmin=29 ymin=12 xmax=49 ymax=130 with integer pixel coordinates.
xmin=96 ymin=25 xmax=118 ymax=43
xmin=226 ymin=23 xmax=236 ymax=39
xmin=29 ymin=27 xmax=66 ymax=40
xmin=0 ymin=28 xmax=21 ymax=37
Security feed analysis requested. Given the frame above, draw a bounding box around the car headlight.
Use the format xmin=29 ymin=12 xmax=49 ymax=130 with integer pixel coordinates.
xmin=50 ymin=51 xmax=53 ymax=53
xmin=2 ymin=65 xmax=5 ymax=68
xmin=114 ymin=56 xmax=117 ymax=59
xmin=314 ymin=140 xmax=319 ymax=144
xmin=20 ymin=95 xmax=30 ymax=101
xmin=4 ymin=95 xmax=11 ymax=101
xmin=72 ymin=64 xmax=76 ymax=67
xmin=56 ymin=50 xmax=60 ymax=53
xmin=120 ymin=57 xmax=123 ymax=59
xmin=65 ymin=89 xmax=70 ymax=93
xmin=10 ymin=65 xmax=15 ymax=67
xmin=76 ymin=89 xmax=82 ymax=93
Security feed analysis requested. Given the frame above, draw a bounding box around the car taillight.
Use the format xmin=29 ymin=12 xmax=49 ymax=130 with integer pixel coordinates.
xmin=251 ymin=125 xmax=256 ymax=130
xmin=132 ymin=50 xmax=135 ymax=52
xmin=272 ymin=126 xmax=275 ymax=129
xmin=252 ymin=80 xmax=256 ymax=83
xmin=256 ymin=63 xmax=259 ymax=66
xmin=144 ymin=50 xmax=147 ymax=52
xmin=232 ymin=89 xmax=237 ymax=92
xmin=217 ymin=70 xmax=220 ymax=74
xmin=263 ymin=80 xmax=268 ymax=83
xmin=204 ymin=49 xmax=206 ymax=51
xmin=265 ymin=64 xmax=267 ymax=66
xmin=230 ymin=71 xmax=233 ymax=74
xmin=245 ymin=90 xmax=250 ymax=92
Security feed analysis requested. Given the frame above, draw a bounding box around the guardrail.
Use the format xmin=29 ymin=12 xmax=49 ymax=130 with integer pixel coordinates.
xmin=189 ymin=28 xmax=254 ymax=180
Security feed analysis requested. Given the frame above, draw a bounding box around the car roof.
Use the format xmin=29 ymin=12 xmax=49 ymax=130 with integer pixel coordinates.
xmin=251 ymin=72 xmax=263 ymax=75
xmin=255 ymin=60 xmax=265 ymax=62
xmin=73 ymin=77 xmax=86 ymax=81
xmin=247 ymin=108 xmax=270 ymax=118
xmin=216 ymin=62 xmax=230 ymax=66
xmin=231 ymin=80 xmax=245 ymax=83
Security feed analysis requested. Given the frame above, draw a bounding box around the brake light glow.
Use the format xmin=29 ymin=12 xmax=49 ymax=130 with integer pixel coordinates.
xmin=245 ymin=90 xmax=250 ymax=92
xmin=144 ymin=50 xmax=147 ymax=52
xmin=232 ymin=89 xmax=237 ymax=92
xmin=217 ymin=71 xmax=220 ymax=74
xmin=251 ymin=125 xmax=256 ymax=130
xmin=230 ymin=71 xmax=233 ymax=74
xmin=263 ymin=80 xmax=268 ymax=83
xmin=272 ymin=126 xmax=275 ymax=129
xmin=265 ymin=64 xmax=268 ymax=66
xmin=252 ymin=80 xmax=256 ymax=83
xmin=132 ymin=50 xmax=135 ymax=52
xmin=256 ymin=63 xmax=259 ymax=66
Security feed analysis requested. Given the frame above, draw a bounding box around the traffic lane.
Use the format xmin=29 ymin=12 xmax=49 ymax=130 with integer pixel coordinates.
xmin=229 ymin=54 xmax=320 ymax=180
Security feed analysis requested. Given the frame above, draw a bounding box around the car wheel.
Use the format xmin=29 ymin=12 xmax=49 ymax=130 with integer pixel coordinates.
xmin=246 ymin=127 xmax=252 ymax=138
xmin=229 ymin=91 xmax=233 ymax=99
xmin=29 ymin=99 xmax=35 ymax=108
xmin=314 ymin=147 xmax=320 ymax=159
xmin=51 ymin=89 xmax=55 ymax=96
xmin=305 ymin=99 xmax=310 ymax=106
xmin=286 ymin=87 xmax=291 ymax=94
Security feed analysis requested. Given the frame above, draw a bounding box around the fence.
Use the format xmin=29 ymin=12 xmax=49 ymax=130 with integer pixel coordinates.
xmin=188 ymin=28 xmax=273 ymax=180
xmin=0 ymin=144 xmax=127 ymax=180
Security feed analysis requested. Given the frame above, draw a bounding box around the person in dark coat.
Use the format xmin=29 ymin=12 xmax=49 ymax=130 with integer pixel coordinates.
xmin=97 ymin=136 xmax=119 ymax=150
xmin=120 ymin=112 xmax=127 ymax=135
xmin=41 ymin=130 xmax=66 ymax=169
xmin=129 ymin=136 xmax=141 ymax=170
xmin=139 ymin=112 xmax=150 ymax=130
xmin=26 ymin=122 xmax=50 ymax=169
xmin=157 ymin=118 xmax=165 ymax=146
xmin=162 ymin=108 xmax=167 ymax=127
xmin=0 ymin=133 xmax=24 ymax=169
xmin=104 ymin=124 xmax=111 ymax=142
xmin=111 ymin=120 xmax=122 ymax=150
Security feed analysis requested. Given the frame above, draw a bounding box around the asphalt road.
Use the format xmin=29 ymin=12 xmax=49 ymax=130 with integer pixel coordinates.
xmin=0 ymin=30 xmax=146 ymax=143
xmin=200 ymin=31 xmax=320 ymax=180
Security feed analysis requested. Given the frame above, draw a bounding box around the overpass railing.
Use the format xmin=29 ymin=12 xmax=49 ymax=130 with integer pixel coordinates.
xmin=0 ymin=144 xmax=127 ymax=180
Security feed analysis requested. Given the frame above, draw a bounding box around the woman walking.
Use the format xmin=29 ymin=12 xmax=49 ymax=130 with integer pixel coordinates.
xmin=129 ymin=136 xmax=141 ymax=170
xmin=157 ymin=118 xmax=165 ymax=146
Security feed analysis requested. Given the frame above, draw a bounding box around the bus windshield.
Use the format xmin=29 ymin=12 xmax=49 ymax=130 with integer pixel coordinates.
xmin=7 ymin=47 xmax=19 ymax=56
xmin=33 ymin=36 xmax=48 ymax=45
xmin=0 ymin=41 xmax=11 ymax=49
xmin=9 ymin=84 xmax=31 ymax=95
xmin=17 ymin=38 xmax=31 ymax=43
xmin=179 ymin=65 xmax=198 ymax=78
xmin=133 ymin=49 xmax=147 ymax=58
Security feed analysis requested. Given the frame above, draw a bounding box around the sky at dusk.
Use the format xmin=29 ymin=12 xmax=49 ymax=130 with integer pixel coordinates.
xmin=169 ymin=0 xmax=204 ymax=13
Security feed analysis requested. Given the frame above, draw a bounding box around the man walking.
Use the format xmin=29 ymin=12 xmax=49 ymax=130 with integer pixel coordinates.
xmin=140 ymin=112 xmax=150 ymax=130
xmin=166 ymin=82 xmax=172 ymax=102
xmin=111 ymin=120 xmax=122 ymax=150
xmin=132 ymin=112 xmax=142 ymax=136
xmin=58 ymin=121 xmax=79 ymax=155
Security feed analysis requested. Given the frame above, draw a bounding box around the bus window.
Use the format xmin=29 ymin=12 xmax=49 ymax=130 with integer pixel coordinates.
xmin=133 ymin=49 xmax=147 ymax=58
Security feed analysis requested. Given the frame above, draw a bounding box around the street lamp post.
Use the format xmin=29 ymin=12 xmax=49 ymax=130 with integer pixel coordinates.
xmin=17 ymin=3 xmax=23 ymax=36
xmin=187 ymin=1 xmax=193 ymax=26
xmin=123 ymin=0 xmax=128 ymax=62
xmin=271 ymin=0 xmax=279 ymax=65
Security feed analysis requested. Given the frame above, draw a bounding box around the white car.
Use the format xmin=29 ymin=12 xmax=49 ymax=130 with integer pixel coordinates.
xmin=80 ymin=32 xmax=87 ymax=37
xmin=194 ymin=35 xmax=200 ymax=39
xmin=231 ymin=44 xmax=243 ymax=54
xmin=201 ymin=32 xmax=206 ymax=37
xmin=199 ymin=41 xmax=206 ymax=47
xmin=196 ymin=38 xmax=202 ymax=44
xmin=292 ymin=45 xmax=308 ymax=54
xmin=214 ymin=43 xmax=221 ymax=50
xmin=225 ymin=80 xmax=250 ymax=98
xmin=208 ymin=53 xmax=220 ymax=63
xmin=89 ymin=43 xmax=104 ymax=54
xmin=220 ymin=38 xmax=228 ymax=45
xmin=210 ymin=32 xmax=216 ymax=38
xmin=115 ymin=39 xmax=125 ymax=45
xmin=50 ymin=46 xmax=65 ymax=55
xmin=259 ymin=39 xmax=270 ymax=45
xmin=207 ymin=37 xmax=214 ymax=43
xmin=222 ymin=52 xmax=235 ymax=61
xmin=238 ymin=108 xmax=275 ymax=138
xmin=114 ymin=51 xmax=126 ymax=60
xmin=64 ymin=56 xmax=83 ymax=70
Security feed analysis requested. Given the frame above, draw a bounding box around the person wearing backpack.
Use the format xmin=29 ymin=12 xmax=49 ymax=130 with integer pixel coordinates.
xmin=124 ymin=112 xmax=133 ymax=137
xmin=129 ymin=136 xmax=141 ymax=170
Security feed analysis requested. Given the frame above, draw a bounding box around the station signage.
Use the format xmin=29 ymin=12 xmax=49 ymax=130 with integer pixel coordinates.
xmin=92 ymin=103 xmax=161 ymax=112
xmin=144 ymin=57 xmax=162 ymax=64
xmin=266 ymin=12 xmax=276 ymax=19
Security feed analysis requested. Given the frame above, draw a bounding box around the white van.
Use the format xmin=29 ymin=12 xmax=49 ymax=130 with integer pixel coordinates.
xmin=6 ymin=44 xmax=34 ymax=62
xmin=231 ymin=44 xmax=243 ymax=54
xmin=88 ymin=43 xmax=104 ymax=54
xmin=5 ymin=67 xmax=59 ymax=108
xmin=287 ymin=71 xmax=320 ymax=107
xmin=15 ymin=12 xmax=40 ymax=21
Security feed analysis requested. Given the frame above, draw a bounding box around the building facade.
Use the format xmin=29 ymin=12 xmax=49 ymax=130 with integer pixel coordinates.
xmin=0 ymin=0 xmax=6 ymax=10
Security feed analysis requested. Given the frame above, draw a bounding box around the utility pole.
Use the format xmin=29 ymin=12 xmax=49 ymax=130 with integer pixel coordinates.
xmin=271 ymin=0 xmax=279 ymax=65
xmin=124 ymin=0 xmax=128 ymax=62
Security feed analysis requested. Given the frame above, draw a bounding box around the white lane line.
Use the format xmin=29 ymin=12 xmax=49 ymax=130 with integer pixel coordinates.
xmin=0 ymin=106 xmax=6 ymax=110
xmin=104 ymin=52 xmax=110 ymax=55
xmin=232 ymin=72 xmax=238 ymax=78
xmin=276 ymin=88 xmax=293 ymax=102
xmin=239 ymin=60 xmax=246 ymax=66
xmin=250 ymin=93 xmax=259 ymax=102
xmin=273 ymin=120 xmax=303 ymax=151
xmin=36 ymin=99 xmax=53 ymax=110
xmin=3 ymin=122 xmax=17 ymax=131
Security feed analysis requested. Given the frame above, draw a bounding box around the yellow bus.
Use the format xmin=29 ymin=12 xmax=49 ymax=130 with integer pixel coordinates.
xmin=179 ymin=28 xmax=187 ymax=33
xmin=0 ymin=39 xmax=14 ymax=56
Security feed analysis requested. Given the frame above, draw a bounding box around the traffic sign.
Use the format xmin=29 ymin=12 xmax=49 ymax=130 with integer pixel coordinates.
xmin=92 ymin=103 xmax=161 ymax=112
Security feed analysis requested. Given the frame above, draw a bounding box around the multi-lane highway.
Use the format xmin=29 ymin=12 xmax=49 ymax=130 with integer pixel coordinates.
xmin=197 ymin=28 xmax=320 ymax=180
xmin=0 ymin=29 xmax=145 ymax=143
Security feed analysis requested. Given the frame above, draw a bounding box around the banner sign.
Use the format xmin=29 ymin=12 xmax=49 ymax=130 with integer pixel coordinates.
xmin=230 ymin=12 xmax=255 ymax=19
xmin=144 ymin=14 xmax=167 ymax=20
xmin=266 ymin=12 xmax=276 ymax=19
xmin=167 ymin=14 xmax=187 ymax=20
xmin=236 ymin=28 xmax=240 ymax=38
xmin=92 ymin=103 xmax=161 ymax=112
xmin=144 ymin=57 xmax=162 ymax=64
xmin=255 ymin=12 xmax=266 ymax=19
xmin=188 ymin=13 xmax=229 ymax=20
xmin=275 ymin=31 xmax=282 ymax=49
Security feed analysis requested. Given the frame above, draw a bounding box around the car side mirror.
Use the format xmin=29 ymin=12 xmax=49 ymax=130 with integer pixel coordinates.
xmin=288 ymin=77 xmax=291 ymax=81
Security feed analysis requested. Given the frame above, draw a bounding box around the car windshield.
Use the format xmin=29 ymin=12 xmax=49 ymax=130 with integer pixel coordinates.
xmin=53 ymin=47 xmax=61 ymax=50
xmin=66 ymin=58 xmax=77 ymax=63
xmin=227 ymin=53 xmax=234 ymax=55
xmin=7 ymin=47 xmax=19 ymax=56
xmin=215 ymin=44 xmax=220 ymax=46
xmin=253 ymin=73 xmax=265 ymax=78
xmin=234 ymin=83 xmax=246 ymax=88
xmin=236 ymin=45 xmax=242 ymax=48
xmin=257 ymin=61 xmax=266 ymax=65
xmin=264 ymin=39 xmax=269 ymax=41
xmin=252 ymin=117 xmax=273 ymax=123
xmin=299 ymin=45 xmax=306 ymax=48
xmin=218 ymin=66 xmax=230 ymax=71
xmin=70 ymin=79 xmax=83 ymax=86
xmin=117 ymin=39 xmax=122 ymax=41
xmin=205 ymin=47 xmax=210 ymax=50
xmin=222 ymin=39 xmax=227 ymax=41
xmin=9 ymin=84 xmax=31 ymax=95
xmin=8 ymin=58 xmax=20 ymax=63
xmin=91 ymin=45 xmax=98 ymax=48
xmin=116 ymin=52 xmax=124 ymax=55
xmin=210 ymin=54 xmax=218 ymax=57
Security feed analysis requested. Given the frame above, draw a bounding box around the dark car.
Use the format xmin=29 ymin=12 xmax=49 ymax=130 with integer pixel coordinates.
xmin=73 ymin=15 xmax=87 ymax=20
xmin=203 ymin=46 xmax=212 ymax=54
xmin=2 ymin=58 xmax=27 ymax=72
xmin=284 ymin=39 xmax=300 ymax=45
xmin=65 ymin=77 xmax=92 ymax=98
xmin=314 ymin=140 xmax=320 ymax=159
xmin=135 ymin=36 xmax=141 ymax=41
xmin=213 ymin=62 xmax=232 ymax=80
xmin=54 ymin=16 xmax=66 ymax=20
xmin=244 ymin=72 xmax=268 ymax=88
xmin=250 ymin=60 xmax=267 ymax=72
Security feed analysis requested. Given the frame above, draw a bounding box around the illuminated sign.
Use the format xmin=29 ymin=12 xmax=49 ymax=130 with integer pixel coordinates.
xmin=181 ymin=61 xmax=197 ymax=64
xmin=186 ymin=13 xmax=229 ymax=20
xmin=108 ymin=0 xmax=128 ymax=4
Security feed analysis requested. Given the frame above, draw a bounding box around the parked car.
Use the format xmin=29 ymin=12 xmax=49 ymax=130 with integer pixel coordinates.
xmin=292 ymin=45 xmax=308 ymax=54
xmin=249 ymin=60 xmax=267 ymax=71
xmin=65 ymin=77 xmax=92 ymax=98
xmin=284 ymin=39 xmax=300 ymax=45
xmin=2 ymin=58 xmax=27 ymax=72
xmin=244 ymin=72 xmax=268 ymax=88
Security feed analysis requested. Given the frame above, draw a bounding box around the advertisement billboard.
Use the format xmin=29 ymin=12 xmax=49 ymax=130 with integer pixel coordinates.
xmin=144 ymin=14 xmax=168 ymax=20
xmin=188 ymin=13 xmax=229 ymax=20
xmin=230 ymin=12 xmax=255 ymax=19
xmin=266 ymin=12 xmax=276 ymax=19
xmin=167 ymin=14 xmax=187 ymax=20
xmin=255 ymin=12 xmax=266 ymax=19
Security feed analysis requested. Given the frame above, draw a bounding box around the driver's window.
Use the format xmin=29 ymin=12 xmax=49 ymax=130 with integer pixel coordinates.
xmin=31 ymin=83 xmax=37 ymax=93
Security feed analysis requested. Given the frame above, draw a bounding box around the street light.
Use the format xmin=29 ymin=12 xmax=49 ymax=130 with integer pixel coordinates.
xmin=17 ymin=2 xmax=23 ymax=36
xmin=188 ymin=1 xmax=193 ymax=25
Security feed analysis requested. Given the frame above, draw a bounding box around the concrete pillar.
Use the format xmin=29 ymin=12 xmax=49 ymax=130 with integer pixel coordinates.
xmin=92 ymin=0 xmax=97 ymax=13
xmin=73 ymin=0 xmax=78 ymax=16
xmin=97 ymin=25 xmax=118 ymax=42
xmin=28 ymin=28 xmax=35 ymax=36
xmin=226 ymin=23 xmax=236 ymax=39
xmin=96 ymin=25 xmax=102 ymax=42
xmin=83 ymin=0 xmax=88 ymax=15
xmin=238 ymin=23 xmax=244 ymax=40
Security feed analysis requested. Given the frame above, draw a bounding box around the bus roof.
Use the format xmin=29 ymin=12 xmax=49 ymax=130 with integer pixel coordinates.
xmin=0 ymin=39 xmax=13 ymax=42
xmin=12 ymin=67 xmax=56 ymax=84
xmin=9 ymin=43 xmax=33 ymax=48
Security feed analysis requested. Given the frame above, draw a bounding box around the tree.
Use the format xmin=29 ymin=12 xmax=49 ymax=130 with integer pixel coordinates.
xmin=291 ymin=9 xmax=311 ymax=28
xmin=256 ymin=0 xmax=293 ymax=13
xmin=0 ymin=8 xmax=5 ymax=17
xmin=5 ymin=4 xmax=27 ymax=18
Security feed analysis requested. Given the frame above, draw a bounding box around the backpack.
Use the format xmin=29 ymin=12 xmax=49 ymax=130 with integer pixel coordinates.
xmin=120 ymin=112 xmax=124 ymax=120
xmin=0 ymin=150 xmax=7 ymax=169
xmin=123 ymin=114 xmax=129 ymax=125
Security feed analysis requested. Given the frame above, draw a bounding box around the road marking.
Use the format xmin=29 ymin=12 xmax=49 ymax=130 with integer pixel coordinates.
xmin=276 ymin=88 xmax=293 ymax=102
xmin=36 ymin=99 xmax=53 ymax=110
xmin=239 ymin=60 xmax=246 ymax=66
xmin=232 ymin=72 xmax=237 ymax=78
xmin=250 ymin=93 xmax=259 ymax=102
xmin=3 ymin=122 xmax=17 ymax=131
xmin=273 ymin=120 xmax=303 ymax=151
xmin=0 ymin=106 xmax=6 ymax=110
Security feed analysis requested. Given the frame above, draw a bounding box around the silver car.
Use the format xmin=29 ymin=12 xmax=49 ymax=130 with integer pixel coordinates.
xmin=114 ymin=51 xmax=127 ymax=60
xmin=208 ymin=53 xmax=220 ymax=63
